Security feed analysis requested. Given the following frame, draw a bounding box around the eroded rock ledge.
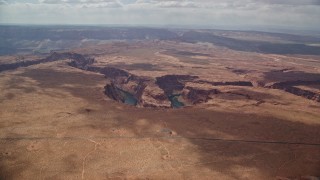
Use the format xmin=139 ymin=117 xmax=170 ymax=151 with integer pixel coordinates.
xmin=66 ymin=53 xmax=320 ymax=106
xmin=2 ymin=52 xmax=319 ymax=106
xmin=0 ymin=52 xmax=94 ymax=73
xmin=68 ymin=55 xmax=222 ymax=108
xmin=67 ymin=54 xmax=257 ymax=107
xmin=266 ymin=81 xmax=320 ymax=102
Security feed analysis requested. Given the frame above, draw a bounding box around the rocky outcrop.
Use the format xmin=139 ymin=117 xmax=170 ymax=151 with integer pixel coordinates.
xmin=104 ymin=78 xmax=172 ymax=108
xmin=182 ymin=87 xmax=220 ymax=104
xmin=213 ymin=81 xmax=253 ymax=86
xmin=66 ymin=53 xmax=94 ymax=70
xmin=267 ymin=81 xmax=320 ymax=102
xmin=156 ymin=75 xmax=199 ymax=95
xmin=0 ymin=52 xmax=94 ymax=73
xmin=98 ymin=69 xmax=284 ymax=107
xmin=104 ymin=83 xmax=126 ymax=103
xmin=267 ymin=80 xmax=320 ymax=87
xmin=100 ymin=67 xmax=131 ymax=79
xmin=197 ymin=80 xmax=253 ymax=87
xmin=102 ymin=72 xmax=223 ymax=108
xmin=46 ymin=52 xmax=86 ymax=62
xmin=98 ymin=67 xmax=151 ymax=107
xmin=284 ymin=87 xmax=320 ymax=102
xmin=0 ymin=60 xmax=42 ymax=72
xmin=139 ymin=84 xmax=171 ymax=108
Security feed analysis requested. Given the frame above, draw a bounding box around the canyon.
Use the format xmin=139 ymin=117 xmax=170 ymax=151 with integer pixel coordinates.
xmin=1 ymin=27 xmax=320 ymax=180
xmin=2 ymin=52 xmax=319 ymax=107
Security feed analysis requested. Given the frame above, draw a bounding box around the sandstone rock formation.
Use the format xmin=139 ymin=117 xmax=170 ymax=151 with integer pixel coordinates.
xmin=3 ymin=51 xmax=318 ymax=107
xmin=197 ymin=80 xmax=253 ymax=87
xmin=267 ymin=81 xmax=320 ymax=102
xmin=156 ymin=75 xmax=199 ymax=95
xmin=182 ymin=87 xmax=220 ymax=104
xmin=104 ymin=83 xmax=127 ymax=103
xmin=0 ymin=52 xmax=94 ymax=72
xmin=139 ymin=84 xmax=171 ymax=108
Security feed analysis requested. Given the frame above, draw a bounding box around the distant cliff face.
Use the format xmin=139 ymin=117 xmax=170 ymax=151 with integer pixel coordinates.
xmin=2 ymin=26 xmax=320 ymax=56
xmin=0 ymin=26 xmax=180 ymax=55
xmin=0 ymin=52 xmax=94 ymax=73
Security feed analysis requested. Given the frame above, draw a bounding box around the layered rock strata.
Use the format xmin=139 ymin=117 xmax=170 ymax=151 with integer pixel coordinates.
xmin=2 ymin=52 xmax=319 ymax=106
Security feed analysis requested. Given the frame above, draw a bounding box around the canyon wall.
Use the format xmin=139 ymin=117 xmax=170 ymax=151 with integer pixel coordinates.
xmin=1 ymin=52 xmax=319 ymax=106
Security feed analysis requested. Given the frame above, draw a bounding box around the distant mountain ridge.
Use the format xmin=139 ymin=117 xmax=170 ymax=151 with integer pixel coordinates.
xmin=1 ymin=25 xmax=320 ymax=55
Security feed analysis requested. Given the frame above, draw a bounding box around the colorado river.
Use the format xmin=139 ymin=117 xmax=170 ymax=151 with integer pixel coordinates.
xmin=116 ymin=88 xmax=138 ymax=106
xmin=168 ymin=94 xmax=184 ymax=108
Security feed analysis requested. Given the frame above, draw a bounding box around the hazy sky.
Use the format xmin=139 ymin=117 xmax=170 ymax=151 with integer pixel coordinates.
xmin=0 ymin=0 xmax=320 ymax=30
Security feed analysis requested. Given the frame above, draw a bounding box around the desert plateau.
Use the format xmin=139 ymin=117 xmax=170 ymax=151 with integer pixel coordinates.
xmin=0 ymin=25 xmax=320 ymax=180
